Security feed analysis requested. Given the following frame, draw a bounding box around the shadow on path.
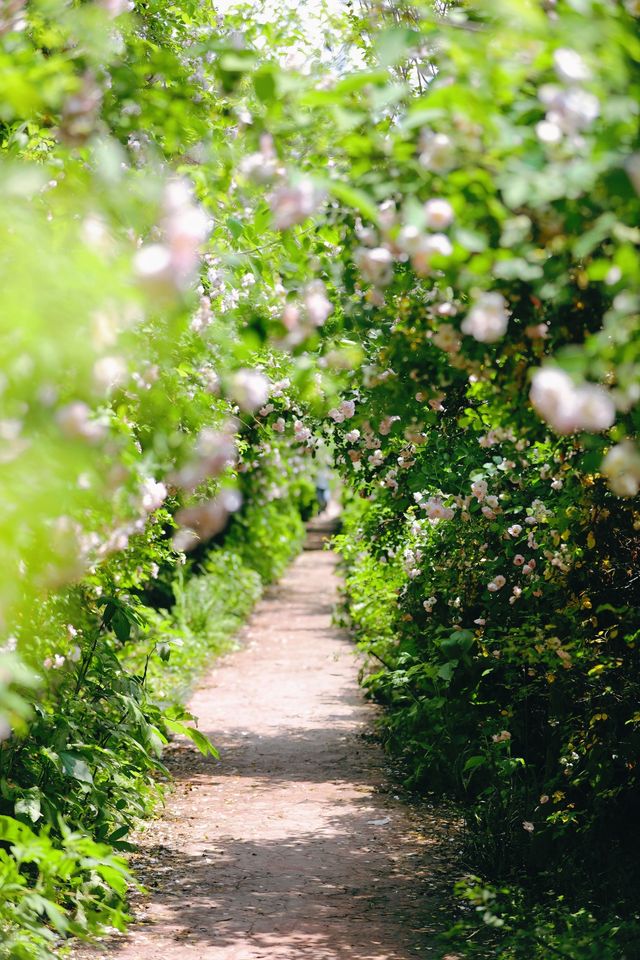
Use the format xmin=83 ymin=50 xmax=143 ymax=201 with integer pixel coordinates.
xmin=77 ymin=521 xmax=460 ymax=960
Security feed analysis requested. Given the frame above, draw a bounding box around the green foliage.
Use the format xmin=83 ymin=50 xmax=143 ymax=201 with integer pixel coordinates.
xmin=0 ymin=477 xmax=309 ymax=956
xmin=1 ymin=0 xmax=329 ymax=948
xmin=302 ymin=1 xmax=640 ymax=952
xmin=225 ymin=486 xmax=309 ymax=585
xmin=0 ymin=815 xmax=130 ymax=960
xmin=444 ymin=877 xmax=640 ymax=960
xmin=129 ymin=548 xmax=267 ymax=706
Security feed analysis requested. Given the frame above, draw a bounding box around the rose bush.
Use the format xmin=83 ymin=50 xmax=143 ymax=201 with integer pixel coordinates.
xmin=311 ymin=2 xmax=640 ymax=955
xmin=0 ymin=0 xmax=327 ymax=954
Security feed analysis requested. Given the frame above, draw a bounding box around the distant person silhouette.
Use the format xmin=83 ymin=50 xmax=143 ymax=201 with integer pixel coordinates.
xmin=315 ymin=469 xmax=331 ymax=513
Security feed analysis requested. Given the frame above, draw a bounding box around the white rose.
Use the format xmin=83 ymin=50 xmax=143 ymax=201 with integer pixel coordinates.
xmin=553 ymin=48 xmax=590 ymax=84
xmin=230 ymin=369 xmax=270 ymax=412
xmin=270 ymin=178 xmax=320 ymax=230
xmin=304 ymin=280 xmax=333 ymax=327
xmin=423 ymin=198 xmax=454 ymax=230
xmin=461 ymin=292 xmax=509 ymax=343
xmin=601 ymin=441 xmax=640 ymax=497
xmin=410 ymin=233 xmax=453 ymax=276
xmin=355 ymin=246 xmax=394 ymax=286
xmin=573 ymin=384 xmax=616 ymax=433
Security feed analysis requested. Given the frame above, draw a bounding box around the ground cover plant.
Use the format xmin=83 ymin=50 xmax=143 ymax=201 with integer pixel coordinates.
xmin=1 ymin=0 xmax=640 ymax=957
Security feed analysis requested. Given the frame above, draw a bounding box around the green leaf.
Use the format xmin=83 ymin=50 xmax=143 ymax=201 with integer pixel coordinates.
xmin=227 ymin=216 xmax=244 ymax=240
xmin=163 ymin=718 xmax=219 ymax=758
xmin=375 ymin=27 xmax=420 ymax=67
xmin=300 ymin=71 xmax=388 ymax=105
xmin=60 ymin=752 xmax=94 ymax=784
xmin=437 ymin=660 xmax=457 ymax=681
xmin=14 ymin=788 xmax=42 ymax=823
xmin=463 ymin=756 xmax=486 ymax=772
xmin=112 ymin=609 xmax=131 ymax=642
xmin=105 ymin=825 xmax=130 ymax=844
xmin=441 ymin=630 xmax=475 ymax=656
xmin=219 ymin=52 xmax=257 ymax=73
xmin=253 ymin=68 xmax=276 ymax=103
xmin=42 ymin=898 xmax=70 ymax=934
xmin=326 ymin=181 xmax=379 ymax=224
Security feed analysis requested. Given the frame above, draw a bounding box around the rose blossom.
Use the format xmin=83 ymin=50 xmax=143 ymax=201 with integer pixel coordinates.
xmin=294 ymin=421 xmax=312 ymax=442
xmin=423 ymin=198 xmax=454 ymax=230
xmin=602 ymin=441 xmax=640 ymax=497
xmin=418 ymin=130 xmax=454 ymax=172
xmin=230 ymin=369 xmax=270 ymax=412
xmin=471 ymin=479 xmax=488 ymax=502
xmin=530 ymin=367 xmax=615 ymax=434
xmin=461 ymin=292 xmax=509 ymax=343
xmin=432 ymin=323 xmax=461 ymax=354
xmin=410 ymin=233 xmax=453 ymax=276
xmin=379 ymin=415 xmax=400 ymax=436
xmin=553 ymin=48 xmax=590 ymax=84
xmin=423 ymin=497 xmax=454 ymax=521
xmin=56 ymin=402 xmax=106 ymax=443
xmin=492 ymin=730 xmax=511 ymax=743
xmin=270 ymin=178 xmax=321 ymax=230
xmin=355 ymin=246 xmax=394 ymax=286
xmin=139 ymin=477 xmax=168 ymax=513
xmin=304 ymin=280 xmax=333 ymax=327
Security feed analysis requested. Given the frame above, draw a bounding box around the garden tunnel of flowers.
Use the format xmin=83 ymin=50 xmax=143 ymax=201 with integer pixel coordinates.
xmin=1 ymin=0 xmax=640 ymax=957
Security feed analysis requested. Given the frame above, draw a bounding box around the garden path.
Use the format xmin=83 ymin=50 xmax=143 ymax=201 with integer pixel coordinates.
xmin=79 ymin=514 xmax=458 ymax=960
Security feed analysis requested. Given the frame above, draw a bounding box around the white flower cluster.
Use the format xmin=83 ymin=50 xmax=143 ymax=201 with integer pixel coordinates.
xmin=229 ymin=369 xmax=270 ymax=413
xmin=56 ymin=402 xmax=106 ymax=443
xmin=281 ymin=280 xmax=333 ymax=343
xmin=171 ymin=426 xmax=237 ymax=491
xmin=396 ymin=227 xmax=453 ymax=279
xmin=328 ymin=399 xmax=356 ymax=424
xmin=413 ymin=491 xmax=455 ymax=521
xmin=353 ymin=197 xmax=455 ymax=288
xmin=134 ymin=179 xmax=210 ymax=295
xmin=536 ymin=48 xmax=599 ymax=145
xmin=530 ymin=368 xmax=615 ymax=434
xmin=139 ymin=477 xmax=168 ymax=514
xmin=402 ymin=545 xmax=424 ymax=579
xmin=173 ymin=488 xmax=242 ymax=552
xmin=418 ymin=130 xmax=454 ymax=173
xmin=354 ymin=246 xmax=394 ymax=287
xmin=270 ymin=178 xmax=323 ymax=230
xmin=239 ymin=133 xmax=284 ymax=185
xmin=99 ymin=0 xmax=133 ymax=16
xmin=602 ymin=441 xmax=640 ymax=497
xmin=294 ymin=420 xmax=312 ymax=444
xmin=461 ymin=293 xmax=509 ymax=343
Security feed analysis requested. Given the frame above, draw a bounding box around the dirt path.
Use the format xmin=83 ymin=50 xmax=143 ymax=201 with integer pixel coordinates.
xmin=80 ymin=519 xmax=459 ymax=960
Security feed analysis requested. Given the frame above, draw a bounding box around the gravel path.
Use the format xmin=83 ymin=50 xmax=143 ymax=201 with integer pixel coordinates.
xmin=79 ymin=519 xmax=458 ymax=960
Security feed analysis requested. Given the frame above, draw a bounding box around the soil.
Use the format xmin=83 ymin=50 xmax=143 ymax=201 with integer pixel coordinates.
xmin=74 ymin=515 xmax=461 ymax=960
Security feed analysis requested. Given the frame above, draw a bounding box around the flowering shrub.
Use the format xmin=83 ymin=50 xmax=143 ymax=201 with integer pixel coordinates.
xmin=0 ymin=0 xmax=326 ymax=952
xmin=317 ymin=1 xmax=640 ymax=952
